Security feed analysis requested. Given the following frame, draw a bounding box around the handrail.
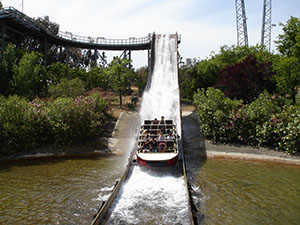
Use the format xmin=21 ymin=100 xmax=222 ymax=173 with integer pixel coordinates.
xmin=0 ymin=6 xmax=152 ymax=46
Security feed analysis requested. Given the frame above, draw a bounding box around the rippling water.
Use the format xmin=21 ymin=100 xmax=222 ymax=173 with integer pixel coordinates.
xmin=1 ymin=155 xmax=299 ymax=224
xmin=0 ymin=155 xmax=125 ymax=225
xmin=189 ymin=158 xmax=300 ymax=225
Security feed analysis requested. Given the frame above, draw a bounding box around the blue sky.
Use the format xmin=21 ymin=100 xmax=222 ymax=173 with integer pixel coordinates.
xmin=2 ymin=0 xmax=299 ymax=68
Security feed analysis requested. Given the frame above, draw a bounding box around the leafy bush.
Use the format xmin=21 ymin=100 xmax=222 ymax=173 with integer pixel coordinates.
xmin=0 ymin=90 xmax=110 ymax=155
xmin=49 ymin=77 xmax=86 ymax=98
xmin=194 ymin=88 xmax=299 ymax=154
xmin=221 ymin=91 xmax=281 ymax=145
xmin=257 ymin=105 xmax=300 ymax=154
xmin=0 ymin=95 xmax=50 ymax=153
xmin=127 ymin=96 xmax=139 ymax=110
xmin=193 ymin=87 xmax=241 ymax=142
xmin=46 ymin=92 xmax=109 ymax=146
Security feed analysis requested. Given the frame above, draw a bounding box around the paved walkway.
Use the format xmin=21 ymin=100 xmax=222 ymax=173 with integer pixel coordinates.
xmin=108 ymin=111 xmax=139 ymax=155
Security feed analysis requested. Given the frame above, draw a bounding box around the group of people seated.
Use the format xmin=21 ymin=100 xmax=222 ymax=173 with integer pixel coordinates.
xmin=152 ymin=116 xmax=165 ymax=125
xmin=139 ymin=116 xmax=176 ymax=153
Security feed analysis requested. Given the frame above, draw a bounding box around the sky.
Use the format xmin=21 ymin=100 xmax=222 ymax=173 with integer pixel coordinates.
xmin=2 ymin=0 xmax=300 ymax=68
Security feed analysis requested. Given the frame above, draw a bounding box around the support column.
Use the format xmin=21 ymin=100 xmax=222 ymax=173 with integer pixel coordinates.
xmin=94 ymin=49 xmax=97 ymax=66
xmin=128 ymin=50 xmax=131 ymax=69
xmin=59 ymin=46 xmax=62 ymax=63
xmin=66 ymin=45 xmax=69 ymax=66
xmin=1 ymin=22 xmax=5 ymax=59
xmin=147 ymin=49 xmax=150 ymax=69
xmin=44 ymin=37 xmax=47 ymax=66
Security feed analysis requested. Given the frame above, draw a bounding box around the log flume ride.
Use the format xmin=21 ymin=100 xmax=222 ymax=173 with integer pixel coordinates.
xmin=92 ymin=34 xmax=196 ymax=225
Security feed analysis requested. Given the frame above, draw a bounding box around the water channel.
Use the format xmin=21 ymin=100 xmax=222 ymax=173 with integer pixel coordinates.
xmin=1 ymin=155 xmax=299 ymax=224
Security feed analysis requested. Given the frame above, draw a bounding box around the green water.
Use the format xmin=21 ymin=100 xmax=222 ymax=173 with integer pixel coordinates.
xmin=192 ymin=159 xmax=300 ymax=225
xmin=0 ymin=155 xmax=125 ymax=224
xmin=0 ymin=155 xmax=299 ymax=225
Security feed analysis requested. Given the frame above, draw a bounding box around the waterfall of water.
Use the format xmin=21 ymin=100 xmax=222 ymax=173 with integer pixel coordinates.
xmin=104 ymin=34 xmax=190 ymax=224
xmin=140 ymin=34 xmax=181 ymax=136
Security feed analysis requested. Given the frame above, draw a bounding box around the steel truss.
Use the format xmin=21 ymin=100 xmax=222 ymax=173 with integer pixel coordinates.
xmin=235 ymin=0 xmax=249 ymax=46
xmin=261 ymin=0 xmax=272 ymax=52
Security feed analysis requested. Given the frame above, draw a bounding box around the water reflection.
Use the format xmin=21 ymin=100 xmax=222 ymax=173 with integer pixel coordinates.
xmin=0 ymin=155 xmax=125 ymax=225
xmin=190 ymin=158 xmax=300 ymax=224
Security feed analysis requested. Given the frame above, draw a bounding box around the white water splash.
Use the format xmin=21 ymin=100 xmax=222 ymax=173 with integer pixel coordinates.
xmin=105 ymin=34 xmax=190 ymax=224
xmin=107 ymin=167 xmax=190 ymax=224
xmin=140 ymin=34 xmax=181 ymax=136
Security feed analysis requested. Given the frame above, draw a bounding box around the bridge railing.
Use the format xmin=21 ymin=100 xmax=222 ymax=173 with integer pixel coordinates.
xmin=0 ymin=6 xmax=152 ymax=46
xmin=57 ymin=31 xmax=152 ymax=46
xmin=0 ymin=6 xmax=40 ymax=29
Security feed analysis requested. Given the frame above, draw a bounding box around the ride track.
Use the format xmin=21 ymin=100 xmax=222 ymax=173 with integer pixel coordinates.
xmin=92 ymin=34 xmax=196 ymax=225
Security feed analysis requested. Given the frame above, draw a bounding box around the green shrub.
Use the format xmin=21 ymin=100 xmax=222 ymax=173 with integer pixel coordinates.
xmin=257 ymin=105 xmax=300 ymax=154
xmin=0 ymin=95 xmax=49 ymax=153
xmin=0 ymin=90 xmax=110 ymax=154
xmin=194 ymin=88 xmax=299 ymax=154
xmin=193 ymin=87 xmax=241 ymax=142
xmin=47 ymin=92 xmax=109 ymax=146
xmin=49 ymin=77 xmax=86 ymax=98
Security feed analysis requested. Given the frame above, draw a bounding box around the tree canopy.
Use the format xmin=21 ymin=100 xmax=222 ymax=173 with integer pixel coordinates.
xmin=274 ymin=16 xmax=300 ymax=104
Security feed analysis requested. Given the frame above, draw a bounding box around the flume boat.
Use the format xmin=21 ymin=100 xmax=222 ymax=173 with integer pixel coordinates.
xmin=136 ymin=119 xmax=178 ymax=167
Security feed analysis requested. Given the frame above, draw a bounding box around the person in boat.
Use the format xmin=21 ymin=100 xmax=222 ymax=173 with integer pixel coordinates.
xmin=141 ymin=139 xmax=151 ymax=153
xmin=152 ymin=118 xmax=159 ymax=125
xmin=157 ymin=132 xmax=165 ymax=141
xmin=166 ymin=132 xmax=174 ymax=140
xmin=149 ymin=136 xmax=158 ymax=153
xmin=142 ymin=134 xmax=150 ymax=141
xmin=159 ymin=116 xmax=165 ymax=124
xmin=142 ymin=129 xmax=150 ymax=136
xmin=159 ymin=127 xmax=166 ymax=134
xmin=158 ymin=142 xmax=166 ymax=153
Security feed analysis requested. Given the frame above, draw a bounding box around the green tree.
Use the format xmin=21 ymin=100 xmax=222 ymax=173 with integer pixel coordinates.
xmin=276 ymin=16 xmax=300 ymax=57
xmin=216 ymin=55 xmax=274 ymax=103
xmin=85 ymin=66 xmax=110 ymax=90
xmin=12 ymin=51 xmax=47 ymax=98
xmin=135 ymin=66 xmax=148 ymax=95
xmin=0 ymin=43 xmax=24 ymax=96
xmin=274 ymin=16 xmax=300 ymax=104
xmin=49 ymin=77 xmax=86 ymax=98
xmin=107 ymin=57 xmax=136 ymax=108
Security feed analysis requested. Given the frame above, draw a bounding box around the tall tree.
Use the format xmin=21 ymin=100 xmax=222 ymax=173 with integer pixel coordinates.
xmin=216 ymin=55 xmax=274 ymax=103
xmin=107 ymin=57 xmax=136 ymax=108
xmin=274 ymin=16 xmax=300 ymax=104
xmin=12 ymin=51 xmax=47 ymax=98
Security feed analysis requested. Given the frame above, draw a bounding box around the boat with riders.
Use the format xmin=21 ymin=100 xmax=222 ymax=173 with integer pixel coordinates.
xmin=136 ymin=117 xmax=179 ymax=167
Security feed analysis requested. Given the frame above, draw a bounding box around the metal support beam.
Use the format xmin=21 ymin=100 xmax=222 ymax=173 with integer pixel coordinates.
xmin=1 ymin=22 xmax=5 ymax=59
xmin=66 ymin=45 xmax=69 ymax=66
xmin=94 ymin=49 xmax=98 ymax=66
xmin=261 ymin=0 xmax=272 ymax=52
xmin=59 ymin=46 xmax=62 ymax=62
xmin=44 ymin=37 xmax=47 ymax=66
xmin=235 ymin=0 xmax=249 ymax=46
xmin=148 ymin=49 xmax=150 ymax=68
xmin=128 ymin=50 xmax=131 ymax=69
xmin=99 ymin=52 xmax=108 ymax=67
